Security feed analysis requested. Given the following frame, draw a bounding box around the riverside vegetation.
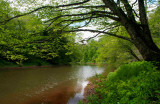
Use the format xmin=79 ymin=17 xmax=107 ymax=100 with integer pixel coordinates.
xmin=79 ymin=61 xmax=160 ymax=104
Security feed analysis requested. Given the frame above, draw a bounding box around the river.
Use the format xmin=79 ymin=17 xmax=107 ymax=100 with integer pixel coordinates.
xmin=0 ymin=65 xmax=104 ymax=104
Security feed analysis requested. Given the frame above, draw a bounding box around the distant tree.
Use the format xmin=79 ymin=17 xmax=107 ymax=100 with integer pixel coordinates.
xmin=81 ymin=40 xmax=99 ymax=63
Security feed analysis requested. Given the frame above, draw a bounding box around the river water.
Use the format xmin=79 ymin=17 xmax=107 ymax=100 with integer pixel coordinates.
xmin=0 ymin=65 xmax=104 ymax=104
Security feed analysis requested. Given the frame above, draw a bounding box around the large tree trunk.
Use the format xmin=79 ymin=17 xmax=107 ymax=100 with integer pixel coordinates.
xmin=133 ymin=37 xmax=160 ymax=62
xmin=125 ymin=21 xmax=160 ymax=62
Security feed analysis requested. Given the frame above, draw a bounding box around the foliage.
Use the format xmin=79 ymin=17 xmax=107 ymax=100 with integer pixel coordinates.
xmin=149 ymin=2 xmax=160 ymax=47
xmin=0 ymin=58 xmax=17 ymax=67
xmin=79 ymin=3 xmax=160 ymax=66
xmin=95 ymin=27 xmax=140 ymax=68
xmin=79 ymin=27 xmax=140 ymax=67
xmin=0 ymin=0 xmax=159 ymax=66
xmin=96 ymin=36 xmax=132 ymax=68
xmin=84 ymin=61 xmax=160 ymax=104
xmin=0 ymin=0 xmax=79 ymax=66
xmin=70 ymin=43 xmax=84 ymax=63
xmin=80 ymin=40 xmax=99 ymax=63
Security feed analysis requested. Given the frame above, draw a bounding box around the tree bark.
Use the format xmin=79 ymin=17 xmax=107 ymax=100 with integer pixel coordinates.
xmin=132 ymin=36 xmax=160 ymax=62
xmin=125 ymin=21 xmax=160 ymax=62
xmin=127 ymin=47 xmax=141 ymax=61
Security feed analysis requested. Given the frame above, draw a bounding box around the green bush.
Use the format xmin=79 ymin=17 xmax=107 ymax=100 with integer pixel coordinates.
xmin=85 ymin=61 xmax=160 ymax=104
xmin=107 ymin=61 xmax=156 ymax=81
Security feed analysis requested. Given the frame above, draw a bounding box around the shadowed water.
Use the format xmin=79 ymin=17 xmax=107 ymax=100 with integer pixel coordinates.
xmin=0 ymin=65 xmax=104 ymax=104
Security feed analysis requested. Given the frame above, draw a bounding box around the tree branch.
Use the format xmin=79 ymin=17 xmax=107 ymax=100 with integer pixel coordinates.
xmin=102 ymin=0 xmax=128 ymax=23
xmin=120 ymin=0 xmax=136 ymax=21
xmin=64 ymin=29 xmax=132 ymax=42
xmin=78 ymin=26 xmax=120 ymax=42
xmin=0 ymin=0 xmax=91 ymax=24
xmin=80 ymin=29 xmax=107 ymax=42
xmin=138 ymin=0 xmax=148 ymax=25
xmin=127 ymin=48 xmax=141 ymax=61
xmin=138 ymin=0 xmax=153 ymax=44
xmin=51 ymin=5 xmax=106 ymax=12
xmin=45 ymin=14 xmax=119 ymax=32
xmin=44 ymin=11 xmax=115 ymax=23
xmin=45 ymin=16 xmax=99 ymax=31
xmin=132 ymin=0 xmax=138 ymax=7
xmin=72 ymin=14 xmax=93 ymax=29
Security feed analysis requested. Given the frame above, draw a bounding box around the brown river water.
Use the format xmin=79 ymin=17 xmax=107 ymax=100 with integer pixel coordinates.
xmin=0 ymin=65 xmax=104 ymax=104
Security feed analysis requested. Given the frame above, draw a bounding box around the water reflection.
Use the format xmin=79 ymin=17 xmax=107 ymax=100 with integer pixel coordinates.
xmin=0 ymin=65 xmax=104 ymax=104
xmin=68 ymin=81 xmax=88 ymax=104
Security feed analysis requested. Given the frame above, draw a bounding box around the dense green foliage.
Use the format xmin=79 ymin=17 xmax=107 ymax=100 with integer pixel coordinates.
xmin=0 ymin=0 xmax=79 ymax=66
xmin=149 ymin=2 xmax=160 ymax=47
xmin=79 ymin=27 xmax=140 ymax=68
xmin=80 ymin=40 xmax=99 ymax=64
xmin=96 ymin=35 xmax=138 ymax=68
xmin=83 ymin=61 xmax=160 ymax=104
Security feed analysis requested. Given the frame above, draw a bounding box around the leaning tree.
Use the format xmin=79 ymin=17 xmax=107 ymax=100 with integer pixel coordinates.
xmin=1 ymin=0 xmax=160 ymax=62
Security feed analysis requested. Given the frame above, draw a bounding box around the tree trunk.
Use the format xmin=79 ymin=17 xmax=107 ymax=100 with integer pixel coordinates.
xmin=125 ymin=21 xmax=160 ymax=62
xmin=127 ymin=48 xmax=141 ymax=61
xmin=133 ymin=37 xmax=160 ymax=62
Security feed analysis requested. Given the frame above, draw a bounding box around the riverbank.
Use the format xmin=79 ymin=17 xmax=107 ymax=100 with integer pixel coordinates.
xmin=82 ymin=68 xmax=115 ymax=103
xmin=0 ymin=58 xmax=52 ymax=68
xmin=0 ymin=65 xmax=56 ymax=70
xmin=81 ymin=61 xmax=160 ymax=104
xmin=0 ymin=59 xmax=73 ymax=69
xmin=83 ymin=79 xmax=99 ymax=103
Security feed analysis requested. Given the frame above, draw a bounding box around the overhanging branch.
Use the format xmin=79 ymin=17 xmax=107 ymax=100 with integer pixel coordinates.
xmin=0 ymin=0 xmax=91 ymax=24
xmin=51 ymin=5 xmax=106 ymax=12
xmin=80 ymin=28 xmax=108 ymax=42
xmin=120 ymin=0 xmax=136 ymax=21
xmin=45 ymin=14 xmax=119 ymax=32
xmin=45 ymin=16 xmax=99 ymax=32
xmin=45 ymin=11 xmax=115 ymax=23
xmin=64 ymin=29 xmax=131 ymax=42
